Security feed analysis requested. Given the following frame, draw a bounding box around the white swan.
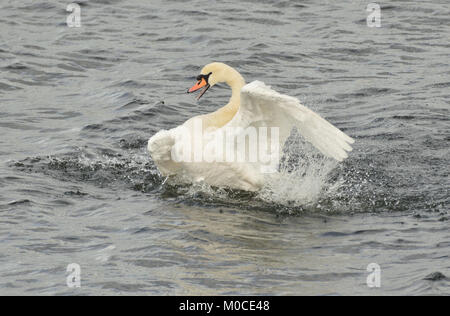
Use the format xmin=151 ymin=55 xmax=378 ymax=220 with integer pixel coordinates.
xmin=148 ymin=63 xmax=354 ymax=191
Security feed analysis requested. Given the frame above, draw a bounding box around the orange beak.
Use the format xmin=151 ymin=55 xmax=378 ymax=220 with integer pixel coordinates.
xmin=188 ymin=78 xmax=207 ymax=93
xmin=187 ymin=77 xmax=211 ymax=100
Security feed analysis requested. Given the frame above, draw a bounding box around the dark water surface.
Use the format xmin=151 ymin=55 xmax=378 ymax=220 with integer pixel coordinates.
xmin=0 ymin=0 xmax=449 ymax=295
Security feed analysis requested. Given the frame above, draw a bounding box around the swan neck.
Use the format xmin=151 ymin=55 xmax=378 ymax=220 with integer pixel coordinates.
xmin=227 ymin=73 xmax=245 ymax=108
xmin=203 ymin=66 xmax=245 ymax=129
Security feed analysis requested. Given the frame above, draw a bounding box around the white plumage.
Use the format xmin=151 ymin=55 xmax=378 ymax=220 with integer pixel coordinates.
xmin=148 ymin=63 xmax=354 ymax=191
xmin=236 ymin=81 xmax=354 ymax=161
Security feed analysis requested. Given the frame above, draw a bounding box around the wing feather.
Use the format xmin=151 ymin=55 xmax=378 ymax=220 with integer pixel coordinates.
xmin=230 ymin=81 xmax=354 ymax=162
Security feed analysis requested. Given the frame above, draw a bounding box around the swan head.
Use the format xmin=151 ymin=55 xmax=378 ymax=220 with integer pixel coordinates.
xmin=187 ymin=62 xmax=245 ymax=100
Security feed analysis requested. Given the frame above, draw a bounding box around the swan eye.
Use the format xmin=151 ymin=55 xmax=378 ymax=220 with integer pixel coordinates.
xmin=196 ymin=72 xmax=212 ymax=83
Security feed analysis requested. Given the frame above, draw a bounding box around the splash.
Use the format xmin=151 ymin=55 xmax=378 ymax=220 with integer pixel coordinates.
xmin=258 ymin=135 xmax=340 ymax=208
xmin=12 ymin=138 xmax=358 ymax=214
xmin=164 ymin=133 xmax=344 ymax=212
xmin=12 ymin=148 xmax=163 ymax=193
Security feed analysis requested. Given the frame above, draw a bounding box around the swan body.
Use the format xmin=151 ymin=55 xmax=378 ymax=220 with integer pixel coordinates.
xmin=148 ymin=63 xmax=354 ymax=191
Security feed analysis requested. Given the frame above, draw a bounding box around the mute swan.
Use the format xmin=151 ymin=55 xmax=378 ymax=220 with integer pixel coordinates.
xmin=148 ymin=62 xmax=354 ymax=191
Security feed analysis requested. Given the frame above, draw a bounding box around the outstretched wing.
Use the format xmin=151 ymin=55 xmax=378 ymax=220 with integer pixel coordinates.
xmin=226 ymin=81 xmax=354 ymax=161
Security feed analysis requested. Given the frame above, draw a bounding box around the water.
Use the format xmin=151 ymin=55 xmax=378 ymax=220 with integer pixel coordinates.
xmin=0 ymin=0 xmax=449 ymax=295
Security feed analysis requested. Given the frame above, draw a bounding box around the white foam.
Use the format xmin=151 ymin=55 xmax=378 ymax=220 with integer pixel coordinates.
xmin=257 ymin=145 xmax=339 ymax=208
